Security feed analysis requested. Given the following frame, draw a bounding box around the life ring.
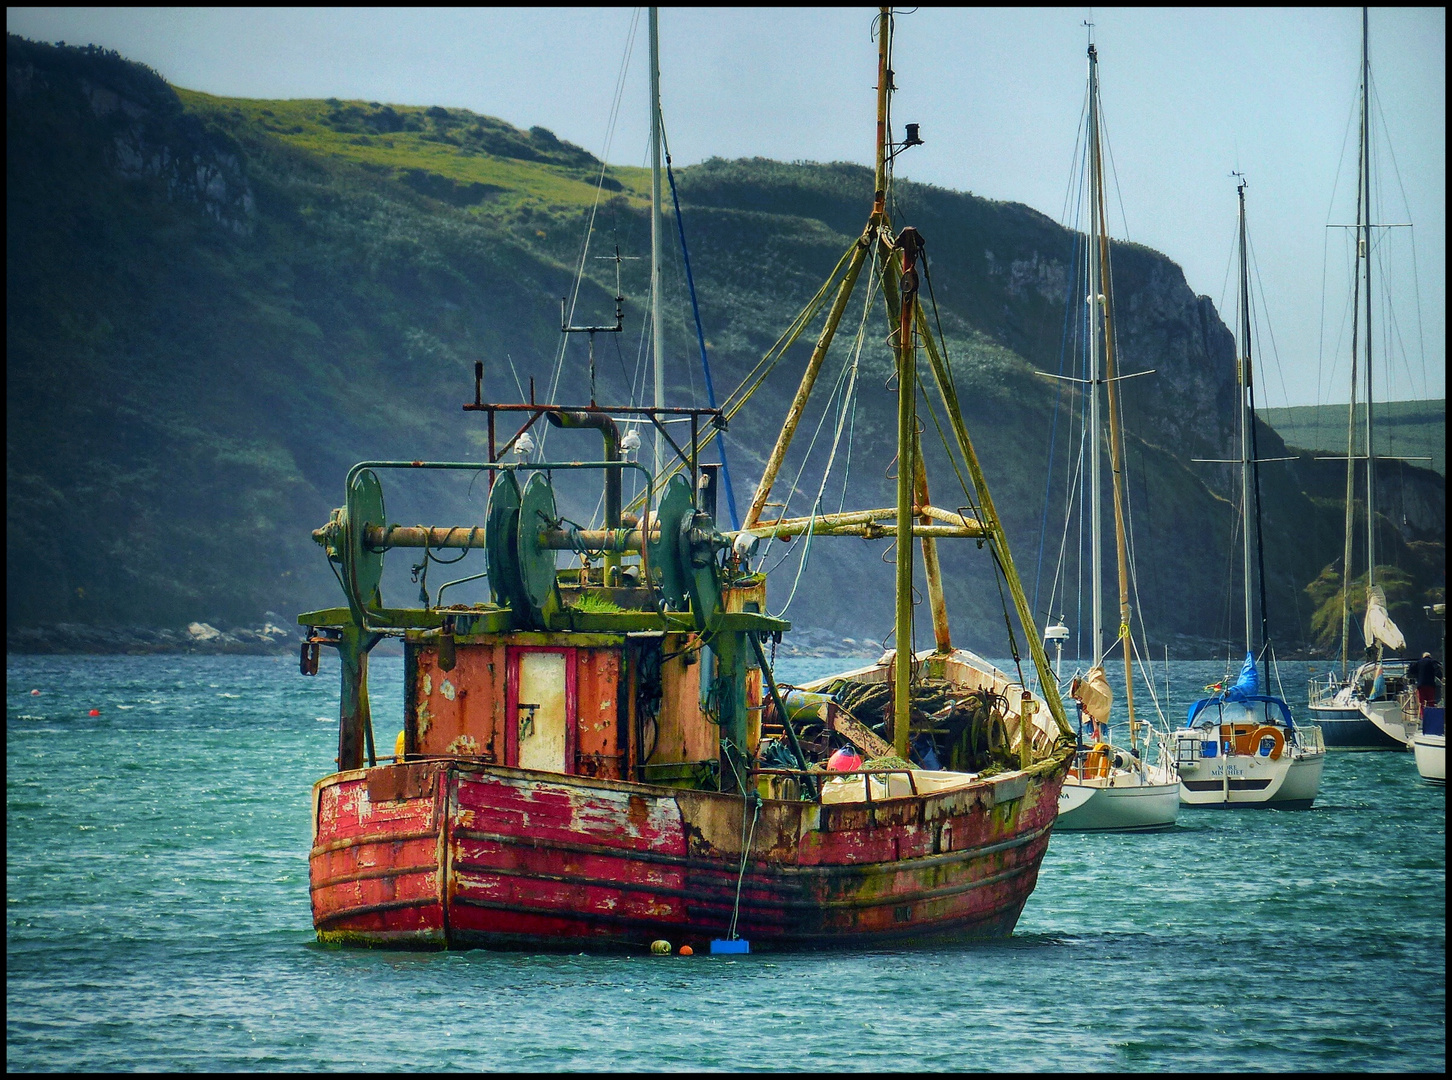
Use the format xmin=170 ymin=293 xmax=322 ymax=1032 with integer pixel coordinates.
xmin=1250 ymin=725 xmax=1285 ymax=761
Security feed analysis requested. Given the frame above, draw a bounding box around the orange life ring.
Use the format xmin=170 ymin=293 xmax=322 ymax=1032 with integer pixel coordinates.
xmin=1250 ymin=725 xmax=1285 ymax=761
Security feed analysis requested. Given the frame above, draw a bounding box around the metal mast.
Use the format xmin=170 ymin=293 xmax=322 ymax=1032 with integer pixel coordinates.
xmin=1237 ymin=181 xmax=1255 ymax=657
xmin=1236 ymin=175 xmax=1269 ymax=674
xmin=1338 ymin=6 xmax=1375 ymax=677
xmin=649 ymin=7 xmax=665 ymax=478
xmin=1085 ymin=41 xmax=1105 ymax=670
xmin=1360 ymin=7 xmax=1377 ymax=609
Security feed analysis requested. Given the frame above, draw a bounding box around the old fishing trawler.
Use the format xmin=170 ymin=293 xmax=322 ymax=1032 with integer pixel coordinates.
xmin=1174 ymin=179 xmax=1326 ymax=809
xmin=1034 ymin=36 xmax=1180 ymax=831
xmin=299 ymin=8 xmax=1075 ymax=951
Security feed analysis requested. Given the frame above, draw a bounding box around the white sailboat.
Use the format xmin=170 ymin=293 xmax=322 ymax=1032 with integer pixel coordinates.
xmin=1305 ymin=9 xmax=1418 ymax=750
xmin=1048 ymin=38 xmax=1179 ymax=833
xmin=1412 ymin=605 xmax=1445 ymax=784
xmin=1174 ymin=180 xmax=1326 ymax=809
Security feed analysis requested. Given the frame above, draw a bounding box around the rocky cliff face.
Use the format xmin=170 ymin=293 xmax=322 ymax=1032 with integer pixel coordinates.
xmin=6 ymin=37 xmax=1442 ymax=656
xmin=8 ymin=37 xmax=253 ymax=234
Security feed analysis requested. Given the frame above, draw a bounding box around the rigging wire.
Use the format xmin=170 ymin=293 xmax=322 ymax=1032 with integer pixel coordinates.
xmin=763 ymin=262 xmax=879 ymax=617
xmin=539 ymin=7 xmax=642 ymax=458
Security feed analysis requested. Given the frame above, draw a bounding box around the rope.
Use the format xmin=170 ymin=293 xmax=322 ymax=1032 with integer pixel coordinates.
xmin=767 ymin=259 xmax=877 ymax=618
xmin=727 ymin=791 xmax=761 ymax=942
xmin=660 ymin=123 xmax=741 ymax=530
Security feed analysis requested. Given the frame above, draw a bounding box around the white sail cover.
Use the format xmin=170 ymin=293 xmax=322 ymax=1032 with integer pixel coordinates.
xmin=1070 ymin=665 xmax=1113 ymax=724
xmin=1363 ymin=586 xmax=1406 ymax=651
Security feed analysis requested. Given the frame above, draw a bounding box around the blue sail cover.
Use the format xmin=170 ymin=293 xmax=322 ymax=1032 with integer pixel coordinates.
xmin=1224 ymin=652 xmax=1260 ymax=701
xmin=1185 ymin=653 xmax=1295 ymax=729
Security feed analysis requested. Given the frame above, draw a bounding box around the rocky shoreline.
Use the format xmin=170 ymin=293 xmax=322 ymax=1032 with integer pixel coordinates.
xmin=5 ymin=618 xmax=890 ymax=660
xmin=5 ymin=619 xmax=1325 ymax=663
xmin=7 ymin=616 xmax=303 ymax=656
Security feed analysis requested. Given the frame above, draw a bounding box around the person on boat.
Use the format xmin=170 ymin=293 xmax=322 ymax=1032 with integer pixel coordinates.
xmin=1413 ymin=652 xmax=1442 ymax=710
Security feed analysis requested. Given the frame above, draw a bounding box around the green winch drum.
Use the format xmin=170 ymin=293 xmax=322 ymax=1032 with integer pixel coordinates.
xmin=345 ymin=468 xmax=386 ymax=613
xmin=649 ymin=474 xmax=694 ymax=611
xmin=485 ymin=471 xmax=524 ymax=614
xmin=516 ymin=472 xmax=561 ymax=625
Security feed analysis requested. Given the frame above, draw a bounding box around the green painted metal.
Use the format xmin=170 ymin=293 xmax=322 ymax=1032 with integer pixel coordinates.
xmin=485 ymin=471 xmax=524 ymax=615
xmin=649 ymin=473 xmax=693 ymax=609
xmin=345 ymin=469 xmax=386 ymax=617
xmin=680 ymin=509 xmax=723 ymax=631
xmin=516 ymin=473 xmax=561 ymax=626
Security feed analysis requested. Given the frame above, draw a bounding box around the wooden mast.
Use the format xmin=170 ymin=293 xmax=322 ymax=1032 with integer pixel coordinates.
xmin=740 ymin=6 xmax=1072 ymax=751
xmin=1087 ymin=40 xmax=1137 ymax=745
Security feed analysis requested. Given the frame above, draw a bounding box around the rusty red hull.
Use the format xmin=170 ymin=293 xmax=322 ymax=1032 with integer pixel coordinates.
xmin=311 ymin=757 xmax=1068 ymax=951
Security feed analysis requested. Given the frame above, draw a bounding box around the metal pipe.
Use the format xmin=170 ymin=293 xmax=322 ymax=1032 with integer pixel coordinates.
xmin=750 ymin=632 xmax=817 ymax=799
xmin=546 ymin=409 xmax=623 ymax=580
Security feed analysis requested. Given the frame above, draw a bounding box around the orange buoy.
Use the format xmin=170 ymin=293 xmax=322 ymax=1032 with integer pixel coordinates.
xmin=88 ymin=708 xmax=100 ymax=716
xmin=679 ymin=945 xmax=693 ymax=956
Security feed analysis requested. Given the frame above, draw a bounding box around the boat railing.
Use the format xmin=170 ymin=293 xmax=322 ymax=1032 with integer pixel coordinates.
xmin=1307 ymin=673 xmax=1342 ymax=707
xmin=1294 ymin=725 xmax=1326 ymax=753
xmin=752 ymin=766 xmax=919 ymax=802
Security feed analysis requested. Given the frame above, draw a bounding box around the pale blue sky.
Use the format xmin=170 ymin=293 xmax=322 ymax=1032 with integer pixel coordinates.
xmin=7 ymin=6 xmax=1445 ymax=407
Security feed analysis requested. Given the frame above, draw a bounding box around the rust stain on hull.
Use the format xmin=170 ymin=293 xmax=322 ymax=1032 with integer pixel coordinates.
xmin=310 ymin=755 xmax=1068 ymax=951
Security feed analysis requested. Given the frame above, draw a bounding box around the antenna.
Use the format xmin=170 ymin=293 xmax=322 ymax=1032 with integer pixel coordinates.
xmin=560 ymin=245 xmax=635 ymax=406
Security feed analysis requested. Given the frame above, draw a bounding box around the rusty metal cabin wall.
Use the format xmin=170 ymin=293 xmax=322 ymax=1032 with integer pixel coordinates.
xmin=407 ymin=638 xmax=628 ymax=779
xmin=411 ymin=642 xmax=507 ymax=760
xmin=649 ymin=633 xmax=720 ymax=766
xmin=573 ymin=648 xmax=624 ymax=779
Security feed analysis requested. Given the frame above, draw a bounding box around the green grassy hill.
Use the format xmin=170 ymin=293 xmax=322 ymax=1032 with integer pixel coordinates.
xmin=7 ymin=35 xmax=1444 ymax=656
xmin=1261 ymin=401 xmax=1445 ymax=476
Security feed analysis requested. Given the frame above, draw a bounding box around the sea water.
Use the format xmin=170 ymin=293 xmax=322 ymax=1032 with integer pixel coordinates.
xmin=6 ymin=654 xmax=1445 ymax=1071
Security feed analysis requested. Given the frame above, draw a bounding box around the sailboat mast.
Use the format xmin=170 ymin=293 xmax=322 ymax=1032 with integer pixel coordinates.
xmin=1237 ymin=182 xmax=1254 ymax=657
xmin=649 ymin=7 xmax=665 ymax=479
xmin=1089 ymin=43 xmax=1137 ymax=745
xmin=1085 ymin=42 xmax=1105 ymax=670
xmin=1360 ymin=6 xmax=1377 ymax=604
xmin=870 ymin=9 xmax=916 ymax=760
xmin=1237 ymin=178 xmax=1272 ymax=688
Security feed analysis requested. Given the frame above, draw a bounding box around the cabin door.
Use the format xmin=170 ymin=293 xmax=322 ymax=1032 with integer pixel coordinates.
xmin=506 ymin=648 xmax=575 ymax=774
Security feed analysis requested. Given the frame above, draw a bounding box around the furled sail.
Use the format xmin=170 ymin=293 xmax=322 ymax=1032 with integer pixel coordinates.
xmin=1070 ymin=665 xmax=1113 ymax=724
xmin=1362 ymin=585 xmax=1406 ymax=651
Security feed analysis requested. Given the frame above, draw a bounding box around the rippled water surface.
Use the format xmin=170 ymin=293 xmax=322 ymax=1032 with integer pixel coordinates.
xmin=7 ymin=654 xmax=1445 ymax=1071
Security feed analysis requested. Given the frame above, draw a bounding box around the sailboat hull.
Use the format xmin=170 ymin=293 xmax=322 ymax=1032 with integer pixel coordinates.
xmin=1361 ymin=699 xmax=1416 ymax=748
xmin=1055 ymin=779 xmax=1180 ymax=831
xmin=1412 ymin=734 xmax=1445 ymax=784
xmin=1306 ymin=703 xmax=1406 ymax=749
xmin=1174 ymin=704 xmax=1325 ymax=809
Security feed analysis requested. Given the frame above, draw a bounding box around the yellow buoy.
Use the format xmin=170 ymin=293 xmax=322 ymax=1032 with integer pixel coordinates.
xmin=394 ymin=730 xmax=405 ymax=760
xmin=650 ymin=939 xmax=671 ymax=955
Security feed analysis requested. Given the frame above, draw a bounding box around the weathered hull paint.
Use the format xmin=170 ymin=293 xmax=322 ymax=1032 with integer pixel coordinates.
xmin=310 ymin=755 xmax=1069 ymax=951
